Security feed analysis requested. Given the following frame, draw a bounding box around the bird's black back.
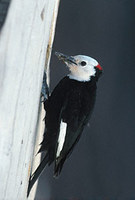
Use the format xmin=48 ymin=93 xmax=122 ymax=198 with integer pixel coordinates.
xmin=39 ymin=70 xmax=101 ymax=176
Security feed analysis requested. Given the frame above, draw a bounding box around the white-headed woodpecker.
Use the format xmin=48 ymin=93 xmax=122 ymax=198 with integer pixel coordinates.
xmin=27 ymin=52 xmax=103 ymax=196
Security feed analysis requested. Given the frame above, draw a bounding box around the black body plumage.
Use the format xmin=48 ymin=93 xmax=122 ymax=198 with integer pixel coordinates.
xmin=40 ymin=76 xmax=97 ymax=174
xmin=27 ymin=54 xmax=102 ymax=196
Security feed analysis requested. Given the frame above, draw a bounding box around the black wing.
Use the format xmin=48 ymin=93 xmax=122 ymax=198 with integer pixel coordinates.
xmin=53 ymin=78 xmax=97 ymax=176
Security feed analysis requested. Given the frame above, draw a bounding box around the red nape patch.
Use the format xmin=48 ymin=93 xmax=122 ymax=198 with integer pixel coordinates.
xmin=96 ymin=64 xmax=102 ymax=71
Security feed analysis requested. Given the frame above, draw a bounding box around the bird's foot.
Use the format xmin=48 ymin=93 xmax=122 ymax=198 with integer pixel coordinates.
xmin=41 ymin=71 xmax=49 ymax=103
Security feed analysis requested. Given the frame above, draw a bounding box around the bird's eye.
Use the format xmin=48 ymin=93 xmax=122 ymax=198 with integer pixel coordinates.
xmin=80 ymin=61 xmax=87 ymax=66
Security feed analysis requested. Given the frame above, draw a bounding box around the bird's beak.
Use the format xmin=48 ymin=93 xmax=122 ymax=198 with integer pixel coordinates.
xmin=55 ymin=52 xmax=77 ymax=65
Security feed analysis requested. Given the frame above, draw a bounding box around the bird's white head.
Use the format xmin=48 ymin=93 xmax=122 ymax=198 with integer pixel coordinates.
xmin=55 ymin=52 xmax=102 ymax=82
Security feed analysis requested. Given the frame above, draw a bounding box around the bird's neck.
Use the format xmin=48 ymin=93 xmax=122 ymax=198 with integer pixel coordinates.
xmin=68 ymin=73 xmax=91 ymax=82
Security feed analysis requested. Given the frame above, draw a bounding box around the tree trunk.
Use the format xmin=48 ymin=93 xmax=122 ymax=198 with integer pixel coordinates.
xmin=0 ymin=0 xmax=60 ymax=199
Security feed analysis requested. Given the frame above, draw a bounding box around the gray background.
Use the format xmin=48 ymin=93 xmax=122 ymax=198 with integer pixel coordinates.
xmin=36 ymin=0 xmax=135 ymax=199
xmin=0 ymin=0 xmax=10 ymax=29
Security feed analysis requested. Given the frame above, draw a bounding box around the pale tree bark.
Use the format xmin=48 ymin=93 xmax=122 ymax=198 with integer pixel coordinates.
xmin=0 ymin=0 xmax=60 ymax=199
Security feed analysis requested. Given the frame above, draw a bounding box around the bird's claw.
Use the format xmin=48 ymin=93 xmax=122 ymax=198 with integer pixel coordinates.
xmin=41 ymin=72 xmax=49 ymax=103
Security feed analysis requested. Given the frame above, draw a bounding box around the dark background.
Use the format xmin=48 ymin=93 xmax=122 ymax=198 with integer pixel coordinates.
xmin=36 ymin=0 xmax=135 ymax=199
xmin=0 ymin=0 xmax=10 ymax=29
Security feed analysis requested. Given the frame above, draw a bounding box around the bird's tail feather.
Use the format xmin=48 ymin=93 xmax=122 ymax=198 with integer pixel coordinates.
xmin=27 ymin=154 xmax=49 ymax=197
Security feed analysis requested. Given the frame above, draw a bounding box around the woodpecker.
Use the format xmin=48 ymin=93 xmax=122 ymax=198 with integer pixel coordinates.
xmin=27 ymin=52 xmax=103 ymax=196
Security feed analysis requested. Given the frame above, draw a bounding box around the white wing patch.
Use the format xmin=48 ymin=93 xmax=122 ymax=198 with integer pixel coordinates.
xmin=56 ymin=120 xmax=67 ymax=158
